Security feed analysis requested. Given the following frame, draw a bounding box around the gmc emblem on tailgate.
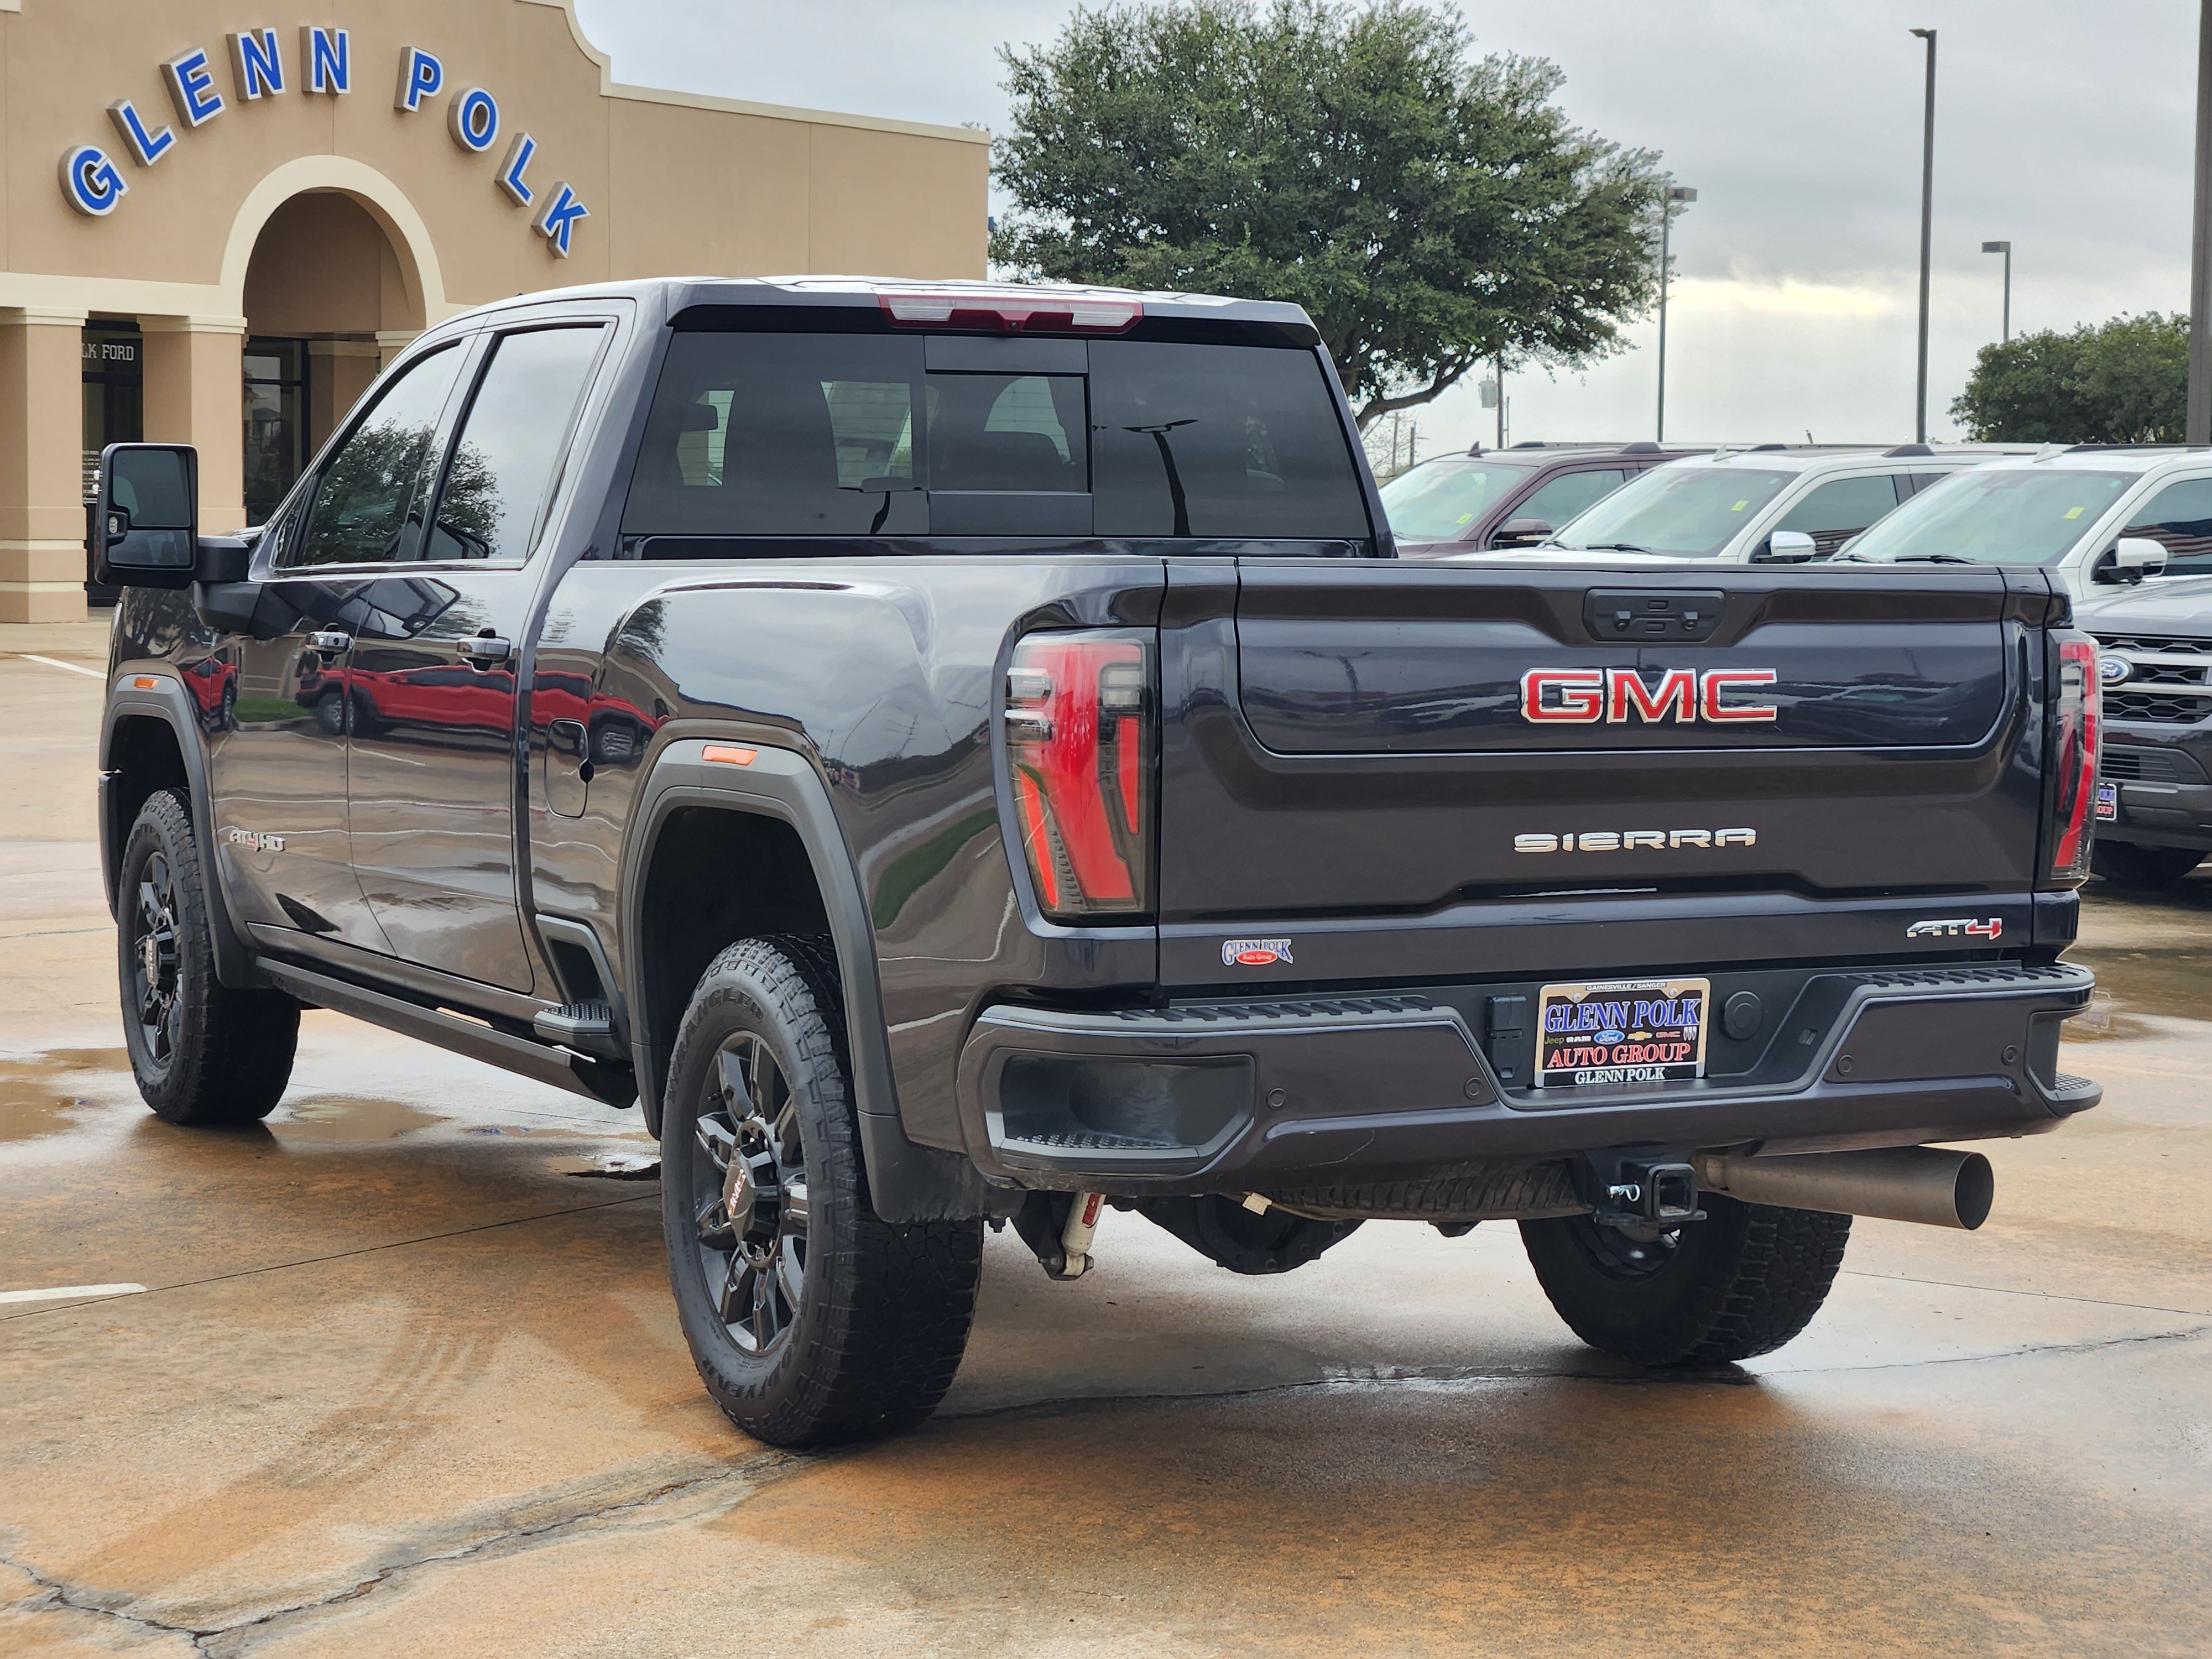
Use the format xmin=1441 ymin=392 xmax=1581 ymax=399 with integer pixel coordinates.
xmin=1521 ymin=667 xmax=1779 ymax=724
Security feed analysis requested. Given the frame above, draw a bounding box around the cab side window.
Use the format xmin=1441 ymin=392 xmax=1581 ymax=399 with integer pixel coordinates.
xmin=283 ymin=344 xmax=467 ymax=568
xmin=424 ymin=326 xmax=606 ymax=562
xmin=2122 ymin=477 xmax=2212 ymax=577
xmin=1506 ymin=468 xmax=1626 ymax=539
xmin=1773 ymin=474 xmax=1906 ymax=556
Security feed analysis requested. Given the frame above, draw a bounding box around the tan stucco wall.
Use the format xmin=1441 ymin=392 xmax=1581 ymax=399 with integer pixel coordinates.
xmin=0 ymin=0 xmax=987 ymax=311
xmin=0 ymin=0 xmax=988 ymax=620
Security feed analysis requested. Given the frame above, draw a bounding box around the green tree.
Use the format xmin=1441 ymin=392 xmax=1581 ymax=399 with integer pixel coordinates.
xmin=1950 ymin=312 xmax=2188 ymax=443
xmin=991 ymin=0 xmax=1667 ymax=428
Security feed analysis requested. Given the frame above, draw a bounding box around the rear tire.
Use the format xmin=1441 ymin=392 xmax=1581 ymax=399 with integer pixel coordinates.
xmin=2092 ymin=841 xmax=2204 ymax=886
xmin=661 ymin=935 xmax=982 ymax=1447
xmin=1520 ymin=1193 xmax=1850 ymax=1365
xmin=117 ymin=789 xmax=299 ymax=1126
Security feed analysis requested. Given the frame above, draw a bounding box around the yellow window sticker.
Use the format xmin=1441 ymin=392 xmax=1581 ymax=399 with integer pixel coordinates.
xmin=2064 ymin=506 xmax=2084 ymax=519
xmin=1457 ymin=513 xmax=1473 ymax=525
xmin=1731 ymin=499 xmax=1750 ymax=512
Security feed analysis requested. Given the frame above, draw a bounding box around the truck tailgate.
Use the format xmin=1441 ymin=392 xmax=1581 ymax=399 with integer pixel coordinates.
xmin=1156 ymin=560 xmax=2050 ymax=987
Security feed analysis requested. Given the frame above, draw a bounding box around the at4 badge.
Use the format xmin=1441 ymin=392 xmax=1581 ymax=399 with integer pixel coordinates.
xmin=1906 ymin=917 xmax=2002 ymax=940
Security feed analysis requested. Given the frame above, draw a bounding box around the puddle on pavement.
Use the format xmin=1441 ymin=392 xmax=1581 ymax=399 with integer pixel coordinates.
xmin=2065 ymin=945 xmax=2211 ymax=1030
xmin=0 ymin=1047 xmax=131 ymax=1141
xmin=272 ymin=1095 xmax=447 ymax=1143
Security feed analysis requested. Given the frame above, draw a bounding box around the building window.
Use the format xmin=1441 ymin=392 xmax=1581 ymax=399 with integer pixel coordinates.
xmin=244 ymin=337 xmax=310 ymax=525
xmin=82 ymin=325 xmax=144 ymax=502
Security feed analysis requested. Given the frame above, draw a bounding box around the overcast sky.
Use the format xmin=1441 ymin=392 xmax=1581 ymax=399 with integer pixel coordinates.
xmin=572 ymin=0 xmax=2199 ymax=453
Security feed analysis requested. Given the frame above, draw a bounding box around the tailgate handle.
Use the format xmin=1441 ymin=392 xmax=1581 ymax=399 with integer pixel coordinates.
xmin=1583 ymin=588 xmax=1725 ymax=643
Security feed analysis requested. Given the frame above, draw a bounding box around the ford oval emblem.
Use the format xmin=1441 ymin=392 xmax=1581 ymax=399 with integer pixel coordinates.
xmin=1596 ymin=1028 xmax=1626 ymax=1044
xmin=2100 ymin=654 xmax=2131 ymax=686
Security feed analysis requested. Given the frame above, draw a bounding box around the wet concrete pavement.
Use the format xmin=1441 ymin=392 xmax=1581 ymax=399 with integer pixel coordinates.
xmin=3 ymin=624 xmax=2210 ymax=1656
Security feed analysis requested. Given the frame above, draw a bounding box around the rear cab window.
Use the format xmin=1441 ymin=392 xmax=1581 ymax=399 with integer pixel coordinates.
xmin=619 ymin=324 xmax=1373 ymax=551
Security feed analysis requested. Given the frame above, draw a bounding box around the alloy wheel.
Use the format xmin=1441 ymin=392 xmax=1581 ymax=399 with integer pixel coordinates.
xmin=131 ymin=853 xmax=182 ymax=1068
xmin=691 ymin=1032 xmax=808 ymax=1355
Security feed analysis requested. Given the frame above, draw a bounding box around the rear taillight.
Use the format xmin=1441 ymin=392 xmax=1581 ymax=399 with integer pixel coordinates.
xmin=1004 ymin=631 xmax=1154 ymax=921
xmin=2044 ymin=632 xmax=2101 ymax=885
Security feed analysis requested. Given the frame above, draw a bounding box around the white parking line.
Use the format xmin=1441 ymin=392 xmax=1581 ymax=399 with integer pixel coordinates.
xmin=15 ymin=654 xmax=105 ymax=681
xmin=0 ymin=1282 xmax=147 ymax=1305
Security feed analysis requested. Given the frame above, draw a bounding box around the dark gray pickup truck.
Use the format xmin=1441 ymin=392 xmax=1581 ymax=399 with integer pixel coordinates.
xmin=92 ymin=277 xmax=2103 ymax=1447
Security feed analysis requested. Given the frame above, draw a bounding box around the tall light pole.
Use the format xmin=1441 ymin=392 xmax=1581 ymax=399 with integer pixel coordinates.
xmin=1981 ymin=240 xmax=2012 ymax=342
xmin=1911 ymin=28 xmax=1937 ymax=444
xmin=1656 ymin=184 xmax=1697 ymax=442
xmin=2189 ymin=0 xmax=2212 ymax=444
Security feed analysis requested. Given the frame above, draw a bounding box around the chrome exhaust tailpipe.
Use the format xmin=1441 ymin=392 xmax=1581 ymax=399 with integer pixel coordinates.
xmin=1694 ymin=1147 xmax=1994 ymax=1230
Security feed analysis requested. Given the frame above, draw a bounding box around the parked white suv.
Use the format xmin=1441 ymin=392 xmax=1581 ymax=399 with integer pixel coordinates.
xmin=1834 ymin=447 xmax=2212 ymax=598
xmin=1465 ymin=444 xmax=2039 ymax=565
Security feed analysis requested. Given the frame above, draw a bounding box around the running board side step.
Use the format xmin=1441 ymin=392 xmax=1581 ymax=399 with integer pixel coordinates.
xmin=532 ymin=999 xmax=626 ymax=1061
xmin=259 ymin=959 xmax=637 ymax=1108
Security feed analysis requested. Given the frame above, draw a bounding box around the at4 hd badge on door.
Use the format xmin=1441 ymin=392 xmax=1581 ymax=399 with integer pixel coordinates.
xmin=1536 ymin=977 xmax=1709 ymax=1087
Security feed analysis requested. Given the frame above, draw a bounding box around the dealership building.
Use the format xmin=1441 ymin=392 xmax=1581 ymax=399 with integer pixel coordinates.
xmin=0 ymin=0 xmax=987 ymax=621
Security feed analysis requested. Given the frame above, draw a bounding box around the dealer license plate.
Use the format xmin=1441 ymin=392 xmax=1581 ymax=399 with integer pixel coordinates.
xmin=2095 ymin=782 xmax=2119 ymax=822
xmin=1536 ymin=977 xmax=1710 ymax=1088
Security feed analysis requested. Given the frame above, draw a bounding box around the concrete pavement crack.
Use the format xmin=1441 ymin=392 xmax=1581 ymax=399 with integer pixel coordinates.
xmin=3 ymin=1549 xmax=207 ymax=1645
xmin=1838 ymin=1266 xmax=2212 ymax=1319
xmin=1756 ymin=1319 xmax=2212 ymax=1376
xmin=4 ymin=1449 xmax=813 ymax=1655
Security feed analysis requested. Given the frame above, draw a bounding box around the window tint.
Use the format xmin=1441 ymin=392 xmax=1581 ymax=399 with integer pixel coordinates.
xmin=1090 ymin=341 xmax=1368 ymax=538
xmin=928 ymin=373 xmax=1086 ymax=491
xmin=284 ymin=345 xmax=466 ymax=567
xmin=624 ymin=333 xmax=927 ymax=536
xmin=1510 ymin=468 xmax=1627 ymax=536
xmin=1773 ymin=473 xmax=1905 ymax=555
xmin=425 ymin=327 xmax=604 ymax=562
xmin=620 ymin=332 xmax=1369 ymax=542
xmin=2125 ymin=477 xmax=2212 ymax=576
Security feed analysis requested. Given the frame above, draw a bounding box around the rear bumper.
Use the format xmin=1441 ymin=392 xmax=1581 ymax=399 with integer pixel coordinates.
xmin=954 ymin=962 xmax=2099 ymax=1192
xmin=2101 ymin=778 xmax=2212 ymax=851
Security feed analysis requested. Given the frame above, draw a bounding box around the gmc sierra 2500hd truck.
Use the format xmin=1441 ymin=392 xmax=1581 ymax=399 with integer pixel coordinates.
xmin=91 ymin=278 xmax=2103 ymax=1447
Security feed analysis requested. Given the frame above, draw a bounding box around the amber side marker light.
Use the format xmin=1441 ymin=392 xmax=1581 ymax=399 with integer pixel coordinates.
xmin=132 ymin=676 xmax=158 ymax=690
xmin=702 ymin=744 xmax=757 ymax=767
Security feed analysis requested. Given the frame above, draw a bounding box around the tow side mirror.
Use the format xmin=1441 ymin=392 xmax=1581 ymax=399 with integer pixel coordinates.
xmin=1757 ymin=530 xmax=1818 ymax=564
xmin=91 ymin=444 xmax=197 ymax=588
xmin=2100 ymin=536 xmax=2168 ymax=585
xmin=1491 ymin=517 xmax=1553 ymax=547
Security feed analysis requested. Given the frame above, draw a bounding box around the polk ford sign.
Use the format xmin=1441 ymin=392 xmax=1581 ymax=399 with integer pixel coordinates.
xmin=60 ymin=28 xmax=589 ymax=258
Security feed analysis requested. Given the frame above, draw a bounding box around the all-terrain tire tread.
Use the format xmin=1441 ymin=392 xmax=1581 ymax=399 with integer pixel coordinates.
xmin=1520 ymin=1193 xmax=1851 ymax=1367
xmin=1678 ymin=1202 xmax=1853 ymax=1364
xmin=122 ymin=789 xmax=298 ymax=1126
xmin=665 ymin=936 xmax=980 ymax=1447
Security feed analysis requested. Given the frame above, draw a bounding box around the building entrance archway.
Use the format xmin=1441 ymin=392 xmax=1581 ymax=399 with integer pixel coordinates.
xmin=239 ymin=190 xmax=422 ymax=523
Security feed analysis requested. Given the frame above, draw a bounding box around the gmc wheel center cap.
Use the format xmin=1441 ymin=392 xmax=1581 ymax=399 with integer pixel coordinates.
xmin=723 ymin=1156 xmax=758 ymax=1238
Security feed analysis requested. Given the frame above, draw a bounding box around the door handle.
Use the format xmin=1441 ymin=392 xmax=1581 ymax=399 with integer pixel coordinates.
xmin=307 ymin=630 xmax=352 ymax=654
xmin=458 ymin=635 xmax=512 ymax=665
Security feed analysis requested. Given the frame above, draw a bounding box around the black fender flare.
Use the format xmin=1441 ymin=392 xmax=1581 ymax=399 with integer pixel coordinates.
xmin=620 ymin=737 xmax=992 ymax=1224
xmin=99 ymin=671 xmax=258 ymax=989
